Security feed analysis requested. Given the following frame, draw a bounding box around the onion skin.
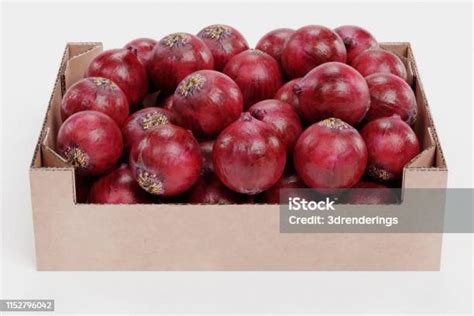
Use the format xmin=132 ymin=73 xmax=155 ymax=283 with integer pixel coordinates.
xmin=129 ymin=124 xmax=202 ymax=196
xmin=85 ymin=48 xmax=148 ymax=108
xmin=200 ymin=140 xmax=215 ymax=175
xmin=334 ymin=25 xmax=379 ymax=64
xmin=343 ymin=181 xmax=398 ymax=204
xmin=61 ymin=77 xmax=129 ymax=126
xmin=365 ymin=73 xmax=417 ymax=125
xmin=223 ymin=49 xmax=283 ymax=109
xmin=360 ymin=115 xmax=420 ymax=182
xmin=57 ymin=111 xmax=123 ymax=176
xmin=274 ymin=78 xmax=303 ymax=117
xmin=197 ymin=24 xmax=249 ymax=71
xmin=248 ymin=99 xmax=302 ymax=154
xmin=352 ymin=48 xmax=408 ymax=81
xmin=213 ymin=113 xmax=286 ymax=194
xmin=263 ymin=173 xmax=308 ymax=204
xmin=256 ymin=28 xmax=295 ymax=68
xmin=121 ymin=107 xmax=174 ymax=151
xmin=124 ymin=38 xmax=157 ymax=68
xmin=294 ymin=118 xmax=367 ymax=191
xmin=89 ymin=164 xmax=152 ymax=204
xmin=281 ymin=25 xmax=347 ymax=79
xmin=149 ymin=32 xmax=214 ymax=95
xmin=173 ymin=70 xmax=243 ymax=138
xmin=124 ymin=38 xmax=158 ymax=91
xmin=188 ymin=175 xmax=243 ymax=204
xmin=295 ymin=62 xmax=370 ymax=126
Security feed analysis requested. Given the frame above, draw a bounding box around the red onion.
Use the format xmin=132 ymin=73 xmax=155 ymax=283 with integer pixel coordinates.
xmin=223 ymin=49 xmax=283 ymax=109
xmin=85 ymin=48 xmax=148 ymax=107
xmin=197 ymin=24 xmax=249 ymax=71
xmin=200 ymin=140 xmax=215 ymax=175
xmin=172 ymin=70 xmax=243 ymax=138
xmin=256 ymin=28 xmax=295 ymax=68
xmin=281 ymin=25 xmax=347 ymax=79
xmin=129 ymin=124 xmax=202 ymax=196
xmin=57 ymin=111 xmax=123 ymax=176
xmin=294 ymin=62 xmax=370 ymax=126
xmin=89 ymin=164 xmax=152 ymax=204
xmin=60 ymin=77 xmax=129 ymax=126
xmin=124 ymin=38 xmax=157 ymax=68
xmin=121 ymin=107 xmax=174 ymax=150
xmin=294 ymin=118 xmax=367 ymax=191
xmin=360 ymin=115 xmax=420 ymax=182
xmin=149 ymin=32 xmax=214 ymax=95
xmin=263 ymin=173 xmax=308 ymax=204
xmin=188 ymin=175 xmax=242 ymax=204
xmin=274 ymin=78 xmax=303 ymax=117
xmin=343 ymin=181 xmax=398 ymax=204
xmin=365 ymin=73 xmax=417 ymax=124
xmin=248 ymin=99 xmax=302 ymax=153
xmin=213 ymin=113 xmax=286 ymax=194
xmin=352 ymin=48 xmax=408 ymax=81
xmin=334 ymin=25 xmax=379 ymax=64
xmin=124 ymin=37 xmax=158 ymax=91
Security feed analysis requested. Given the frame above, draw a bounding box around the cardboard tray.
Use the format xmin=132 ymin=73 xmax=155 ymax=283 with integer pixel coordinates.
xmin=29 ymin=42 xmax=447 ymax=271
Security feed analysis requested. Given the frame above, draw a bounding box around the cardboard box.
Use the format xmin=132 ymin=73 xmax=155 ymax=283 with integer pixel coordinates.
xmin=29 ymin=42 xmax=447 ymax=271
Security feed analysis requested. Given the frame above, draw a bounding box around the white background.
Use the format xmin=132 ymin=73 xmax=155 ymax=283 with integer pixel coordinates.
xmin=1 ymin=0 xmax=473 ymax=314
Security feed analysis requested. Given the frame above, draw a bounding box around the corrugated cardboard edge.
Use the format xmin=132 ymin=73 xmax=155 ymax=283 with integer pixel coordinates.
xmin=29 ymin=43 xmax=103 ymax=269
xmin=30 ymin=42 xmax=103 ymax=169
xmin=406 ymin=44 xmax=447 ymax=169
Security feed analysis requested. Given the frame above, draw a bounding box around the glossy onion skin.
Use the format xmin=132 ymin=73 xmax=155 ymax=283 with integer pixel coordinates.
xmin=197 ymin=24 xmax=249 ymax=71
xmin=248 ymin=99 xmax=303 ymax=154
xmin=85 ymin=48 xmax=148 ymax=107
xmin=263 ymin=173 xmax=308 ymax=204
xmin=121 ymin=107 xmax=174 ymax=150
xmin=293 ymin=118 xmax=368 ymax=191
xmin=124 ymin=38 xmax=158 ymax=67
xmin=334 ymin=25 xmax=379 ymax=64
xmin=213 ymin=113 xmax=286 ymax=195
xmin=200 ymin=140 xmax=215 ymax=175
xmin=124 ymin=38 xmax=158 ymax=91
xmin=281 ymin=25 xmax=347 ymax=79
xmin=172 ymin=70 xmax=243 ymax=138
xmin=149 ymin=32 xmax=214 ymax=95
xmin=256 ymin=28 xmax=295 ymax=67
xmin=89 ymin=164 xmax=152 ymax=204
xmin=57 ymin=111 xmax=123 ymax=176
xmin=360 ymin=115 xmax=420 ymax=182
xmin=223 ymin=49 xmax=283 ymax=109
xmin=295 ymin=62 xmax=370 ymax=126
xmin=352 ymin=48 xmax=408 ymax=81
xmin=365 ymin=73 xmax=417 ymax=125
xmin=343 ymin=181 xmax=398 ymax=204
xmin=60 ymin=77 xmax=129 ymax=126
xmin=129 ymin=124 xmax=202 ymax=196
xmin=188 ymin=174 xmax=243 ymax=204
xmin=274 ymin=78 xmax=303 ymax=117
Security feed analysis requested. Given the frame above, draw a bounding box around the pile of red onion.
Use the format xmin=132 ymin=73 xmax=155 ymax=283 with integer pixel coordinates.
xmin=56 ymin=24 xmax=420 ymax=205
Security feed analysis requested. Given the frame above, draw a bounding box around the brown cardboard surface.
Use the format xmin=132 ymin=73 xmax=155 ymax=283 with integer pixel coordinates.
xmin=29 ymin=42 xmax=448 ymax=271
